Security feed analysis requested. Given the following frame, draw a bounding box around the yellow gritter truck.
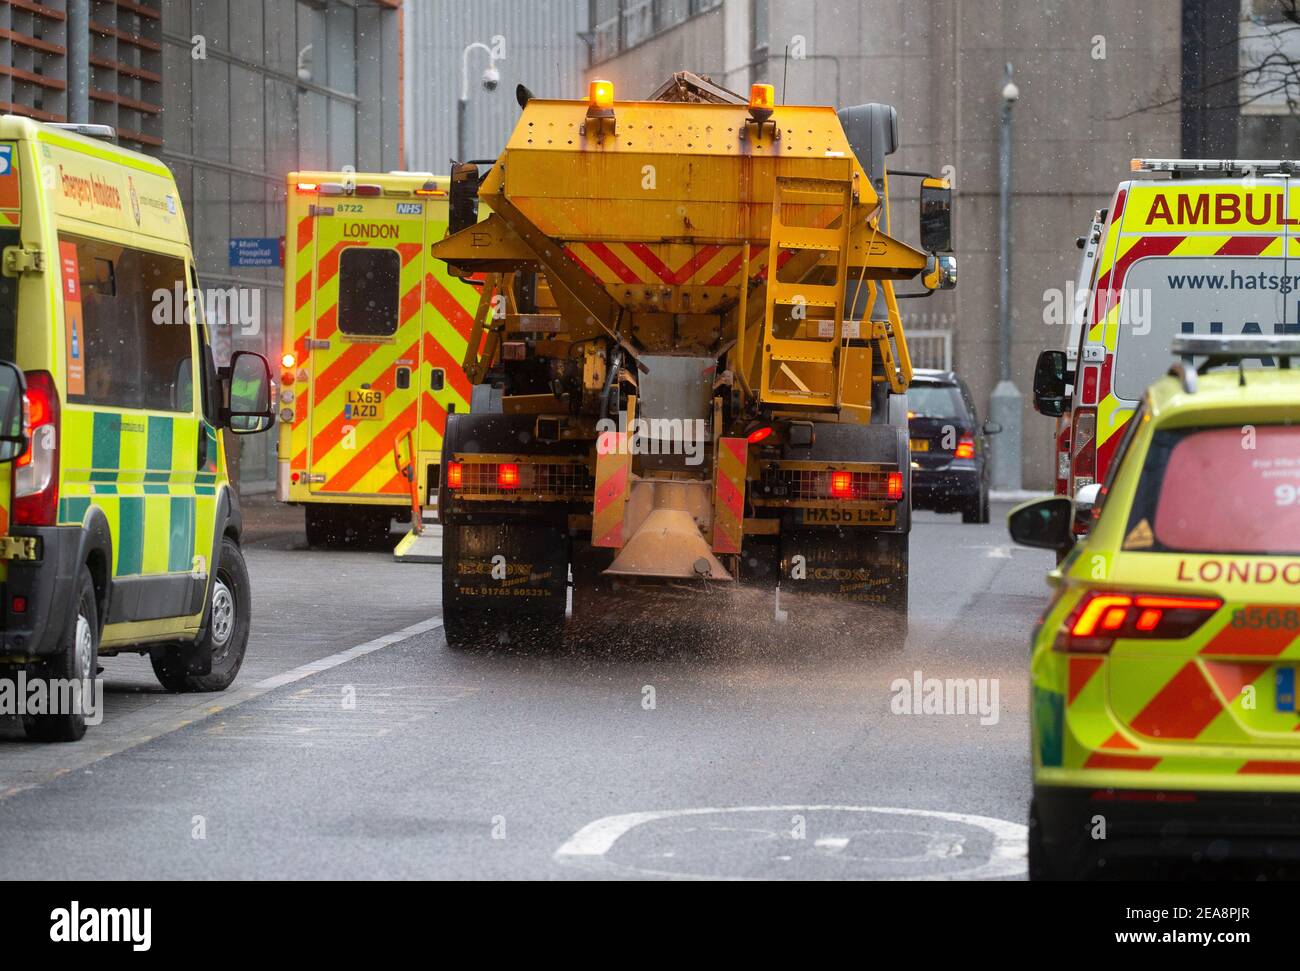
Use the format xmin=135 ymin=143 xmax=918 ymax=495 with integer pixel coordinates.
xmin=430 ymin=75 xmax=956 ymax=649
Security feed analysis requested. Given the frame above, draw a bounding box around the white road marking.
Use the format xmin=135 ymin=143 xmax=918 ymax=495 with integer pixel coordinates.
xmin=0 ymin=617 xmax=442 ymax=801
xmin=555 ymin=805 xmax=1027 ymax=881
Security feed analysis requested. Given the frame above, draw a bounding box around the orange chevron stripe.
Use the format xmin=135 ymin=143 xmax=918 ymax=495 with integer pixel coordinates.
xmin=316 ymin=304 xmax=338 ymax=341
xmin=423 ymin=332 xmax=473 ymax=403
xmin=307 ymin=340 xmax=419 ymax=464
xmin=400 ymin=281 xmax=422 ymax=326
xmin=1082 ymin=753 xmax=1160 ymax=771
xmin=1067 ymin=656 xmax=1103 ymax=704
xmin=297 ymin=215 xmax=314 ymax=251
xmin=421 ymin=392 xmax=449 ymax=437
xmin=323 ymin=401 xmax=418 ymax=493
xmin=425 ymin=273 xmax=475 ymax=343
xmin=398 ymin=242 xmax=422 ymax=267
xmin=313 ymin=342 xmax=374 ymax=406
xmin=1128 ymin=662 xmax=1223 ymax=741
xmin=295 ymin=271 xmax=313 ymax=312
xmin=318 ymin=240 xmax=357 ymax=288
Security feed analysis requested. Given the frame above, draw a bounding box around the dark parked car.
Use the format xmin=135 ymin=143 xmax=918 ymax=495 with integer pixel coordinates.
xmin=907 ymin=369 xmax=1000 ymax=523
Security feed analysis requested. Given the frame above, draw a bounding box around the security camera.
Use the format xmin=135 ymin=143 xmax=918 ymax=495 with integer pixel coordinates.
xmin=1001 ymin=80 xmax=1020 ymax=104
xmin=482 ymin=66 xmax=500 ymax=92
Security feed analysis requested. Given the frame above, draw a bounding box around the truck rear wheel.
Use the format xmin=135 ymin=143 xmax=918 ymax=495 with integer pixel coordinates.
xmin=779 ymin=529 xmax=908 ymax=651
xmin=442 ymin=521 xmax=568 ymax=650
xmin=22 ymin=566 xmax=99 ymax=743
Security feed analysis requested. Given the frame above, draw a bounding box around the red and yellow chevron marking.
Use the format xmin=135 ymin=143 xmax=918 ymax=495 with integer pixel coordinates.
xmin=712 ymin=437 xmax=746 ymax=554
xmin=281 ymin=182 xmax=477 ymax=505
xmin=592 ymin=432 xmax=631 ymax=549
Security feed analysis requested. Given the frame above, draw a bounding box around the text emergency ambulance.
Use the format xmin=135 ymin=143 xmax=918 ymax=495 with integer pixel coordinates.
xmin=278 ymin=172 xmax=479 ymax=547
xmin=1035 ymin=159 xmax=1300 ymax=498
xmin=0 ymin=117 xmax=275 ymax=741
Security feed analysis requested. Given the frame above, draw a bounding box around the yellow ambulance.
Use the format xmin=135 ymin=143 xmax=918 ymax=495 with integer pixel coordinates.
xmin=278 ymin=171 xmax=479 ymax=547
xmin=0 ymin=117 xmax=274 ymax=741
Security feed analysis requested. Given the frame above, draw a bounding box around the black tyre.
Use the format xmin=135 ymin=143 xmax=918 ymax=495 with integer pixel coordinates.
xmin=961 ymin=487 xmax=990 ymax=525
xmin=151 ymin=537 xmax=251 ymax=692
xmin=23 ymin=567 xmax=99 ymax=743
xmin=442 ymin=521 xmax=567 ymax=651
xmin=779 ymin=529 xmax=908 ymax=652
xmin=304 ymin=505 xmax=337 ymax=547
xmin=1028 ymin=799 xmax=1092 ymax=881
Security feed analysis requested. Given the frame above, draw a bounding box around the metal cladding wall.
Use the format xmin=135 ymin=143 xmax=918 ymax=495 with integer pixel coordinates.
xmin=403 ymin=0 xmax=589 ymax=175
xmin=160 ymin=0 xmax=403 ymax=490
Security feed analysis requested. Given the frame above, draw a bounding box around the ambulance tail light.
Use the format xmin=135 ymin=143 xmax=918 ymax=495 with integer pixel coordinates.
xmin=1054 ymin=592 xmax=1222 ymax=653
xmin=14 ymin=371 xmax=59 ymax=527
xmin=1070 ymin=407 xmax=1096 ymax=501
xmin=295 ymin=182 xmax=320 ymax=194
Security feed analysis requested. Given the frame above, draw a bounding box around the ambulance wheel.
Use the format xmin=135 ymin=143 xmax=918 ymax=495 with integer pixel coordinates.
xmin=441 ymin=521 xmax=566 ymax=651
xmin=23 ymin=566 xmax=99 ymax=742
xmin=152 ymin=537 xmax=251 ymax=692
xmin=304 ymin=505 xmax=338 ymax=547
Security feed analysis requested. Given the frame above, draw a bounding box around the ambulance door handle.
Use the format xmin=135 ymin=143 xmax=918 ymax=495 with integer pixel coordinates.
xmin=396 ymin=367 xmax=411 ymax=390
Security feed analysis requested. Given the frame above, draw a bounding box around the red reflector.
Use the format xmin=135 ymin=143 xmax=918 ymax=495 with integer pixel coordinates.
xmin=354 ymin=184 xmax=382 ymax=197
xmin=887 ymin=471 xmax=903 ymax=500
xmin=1080 ymin=365 xmax=1100 ymax=405
xmin=291 ymin=472 xmax=300 ymax=484
xmin=447 ymin=462 xmax=463 ymax=489
xmin=829 ymin=471 xmax=853 ymax=499
xmin=497 ymin=463 xmax=519 ymax=489
xmin=747 ymin=426 xmax=773 ymax=445
xmin=11 ymin=596 xmax=26 ymax=614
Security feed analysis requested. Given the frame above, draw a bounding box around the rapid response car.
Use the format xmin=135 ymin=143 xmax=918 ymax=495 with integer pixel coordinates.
xmin=1012 ymin=335 xmax=1300 ymax=878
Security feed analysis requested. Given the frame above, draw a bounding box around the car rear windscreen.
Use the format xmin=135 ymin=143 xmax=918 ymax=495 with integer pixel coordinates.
xmin=908 ymin=384 xmax=966 ymax=420
xmin=1125 ymin=425 xmax=1300 ymax=555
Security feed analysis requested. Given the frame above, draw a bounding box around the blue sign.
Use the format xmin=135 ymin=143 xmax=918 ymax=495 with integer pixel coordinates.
xmin=0 ymin=145 xmax=12 ymax=176
xmin=229 ymin=237 xmax=281 ymax=268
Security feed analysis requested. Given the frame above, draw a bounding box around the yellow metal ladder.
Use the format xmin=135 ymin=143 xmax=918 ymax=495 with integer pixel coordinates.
xmin=757 ymin=175 xmax=854 ymax=409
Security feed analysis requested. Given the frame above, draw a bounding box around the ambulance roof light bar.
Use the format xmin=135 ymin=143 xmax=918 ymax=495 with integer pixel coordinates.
xmin=1169 ymin=335 xmax=1300 ymax=391
xmin=1132 ymin=157 xmax=1299 ymax=177
xmin=48 ymin=123 xmax=117 ymax=142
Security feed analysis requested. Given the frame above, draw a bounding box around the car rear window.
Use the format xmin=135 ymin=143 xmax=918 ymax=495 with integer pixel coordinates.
xmin=1125 ymin=425 xmax=1300 ymax=555
xmin=908 ymin=384 xmax=967 ymax=420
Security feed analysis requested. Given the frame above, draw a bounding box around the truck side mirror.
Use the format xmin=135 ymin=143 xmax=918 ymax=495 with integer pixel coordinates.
xmin=449 ymin=162 xmax=480 ymax=236
xmin=1008 ymin=496 xmax=1075 ymax=554
xmin=0 ymin=360 xmax=26 ymax=462
xmin=222 ymin=351 xmax=275 ymax=435
xmin=919 ymin=180 xmax=952 ymax=253
xmin=1032 ymin=349 xmax=1069 ymax=417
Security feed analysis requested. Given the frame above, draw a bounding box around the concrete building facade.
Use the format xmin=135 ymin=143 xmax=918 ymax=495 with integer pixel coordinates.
xmin=587 ymin=0 xmax=1186 ymax=490
xmin=0 ymin=0 xmax=404 ymax=489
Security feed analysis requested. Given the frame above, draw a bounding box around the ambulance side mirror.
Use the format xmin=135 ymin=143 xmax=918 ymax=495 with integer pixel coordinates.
xmin=221 ymin=351 xmax=275 ymax=435
xmin=1032 ymin=350 xmax=1069 ymax=417
xmin=0 ymin=361 xmax=26 ymax=462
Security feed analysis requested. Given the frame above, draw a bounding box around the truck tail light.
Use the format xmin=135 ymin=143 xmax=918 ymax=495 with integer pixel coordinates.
xmin=496 ymin=463 xmax=519 ymax=489
xmin=446 ymin=462 xmax=463 ymax=489
xmin=829 ymin=471 xmax=853 ymax=499
xmin=887 ymin=471 xmax=903 ymax=500
xmin=14 ymin=370 xmax=59 ymax=526
xmin=1053 ymin=592 xmax=1222 ymax=653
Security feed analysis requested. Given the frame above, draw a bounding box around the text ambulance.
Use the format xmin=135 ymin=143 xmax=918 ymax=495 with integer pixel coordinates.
xmin=1034 ymin=158 xmax=1300 ymax=497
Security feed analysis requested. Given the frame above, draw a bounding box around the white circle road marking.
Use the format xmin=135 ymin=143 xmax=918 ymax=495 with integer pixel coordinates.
xmin=554 ymin=805 xmax=1027 ymax=880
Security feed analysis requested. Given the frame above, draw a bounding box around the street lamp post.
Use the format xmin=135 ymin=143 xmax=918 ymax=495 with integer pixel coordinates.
xmin=457 ymin=41 xmax=501 ymax=163
xmin=990 ymin=62 xmax=1023 ymax=494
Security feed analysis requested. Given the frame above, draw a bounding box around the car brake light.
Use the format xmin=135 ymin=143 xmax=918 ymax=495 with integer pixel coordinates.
xmin=887 ymin=471 xmax=903 ymax=500
xmin=14 ymin=370 xmax=59 ymax=526
xmin=1053 ymin=591 xmax=1222 ymax=653
xmin=447 ymin=462 xmax=463 ymax=489
xmin=497 ymin=463 xmax=519 ymax=489
xmin=829 ymin=471 xmax=853 ymax=499
xmin=954 ymin=435 xmax=975 ymax=460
